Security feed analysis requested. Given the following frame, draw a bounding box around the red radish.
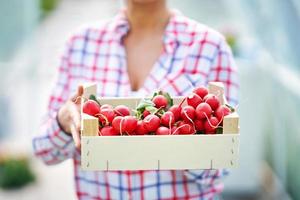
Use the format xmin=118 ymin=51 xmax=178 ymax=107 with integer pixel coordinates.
xmin=143 ymin=110 xmax=151 ymax=118
xmin=187 ymin=93 xmax=202 ymax=108
xmin=161 ymin=111 xmax=175 ymax=127
xmin=112 ymin=116 xmax=124 ymax=134
xmin=122 ymin=116 xmax=138 ymax=134
xmin=176 ymin=121 xmax=195 ymax=135
xmin=194 ymin=119 xmax=205 ymax=131
xmin=203 ymin=94 xmax=220 ymax=110
xmin=99 ymin=126 xmax=119 ymax=136
xmin=204 ymin=116 xmax=219 ymax=134
xmin=101 ymin=104 xmax=113 ymax=110
xmin=98 ymin=108 xmax=115 ymax=125
xmin=180 ymin=105 xmax=195 ymax=123
xmin=168 ymin=105 xmax=182 ymax=121
xmin=143 ymin=114 xmax=160 ymax=132
xmin=114 ymin=105 xmax=130 ymax=116
xmin=215 ymin=105 xmax=231 ymax=121
xmin=193 ymin=86 xmax=208 ymax=99
xmin=196 ymin=102 xmax=212 ymax=119
xmin=83 ymin=100 xmax=100 ymax=116
xmin=135 ymin=121 xmax=148 ymax=135
xmin=171 ymin=126 xmax=179 ymax=135
xmin=152 ymin=95 xmax=168 ymax=108
xmin=156 ymin=127 xmax=170 ymax=135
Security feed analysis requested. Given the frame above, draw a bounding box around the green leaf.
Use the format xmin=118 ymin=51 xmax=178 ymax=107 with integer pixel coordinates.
xmin=89 ymin=94 xmax=101 ymax=106
xmin=152 ymin=92 xmax=159 ymax=99
xmin=136 ymin=99 xmax=154 ymax=110
xmin=216 ymin=126 xmax=223 ymax=134
xmin=196 ymin=131 xmax=205 ymax=135
xmin=163 ymin=92 xmax=173 ymax=107
xmin=225 ymin=104 xmax=235 ymax=113
xmin=145 ymin=106 xmax=158 ymax=114
xmin=134 ymin=110 xmax=143 ymax=120
xmin=135 ymin=99 xmax=155 ymax=119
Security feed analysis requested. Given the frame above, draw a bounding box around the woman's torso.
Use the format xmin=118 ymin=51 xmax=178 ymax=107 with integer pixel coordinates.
xmin=68 ymin=11 xmax=229 ymax=200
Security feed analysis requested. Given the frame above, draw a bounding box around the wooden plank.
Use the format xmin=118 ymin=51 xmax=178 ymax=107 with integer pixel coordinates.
xmin=223 ymin=112 xmax=239 ymax=134
xmin=81 ymin=134 xmax=239 ymax=171
xmin=81 ymin=114 xmax=99 ymax=136
xmin=81 ymin=83 xmax=98 ymax=136
xmin=82 ymin=83 xmax=97 ymax=99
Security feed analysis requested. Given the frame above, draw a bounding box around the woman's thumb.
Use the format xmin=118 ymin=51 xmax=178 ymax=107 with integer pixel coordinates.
xmin=71 ymin=85 xmax=84 ymax=103
xmin=77 ymin=85 xmax=84 ymax=96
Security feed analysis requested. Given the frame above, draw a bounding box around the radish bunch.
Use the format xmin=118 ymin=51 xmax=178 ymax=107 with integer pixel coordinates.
xmin=82 ymin=86 xmax=234 ymax=136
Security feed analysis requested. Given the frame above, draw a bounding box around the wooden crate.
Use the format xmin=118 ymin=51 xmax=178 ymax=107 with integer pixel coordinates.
xmin=80 ymin=83 xmax=239 ymax=171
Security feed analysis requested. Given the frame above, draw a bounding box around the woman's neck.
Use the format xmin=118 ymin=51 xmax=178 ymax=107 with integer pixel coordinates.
xmin=125 ymin=1 xmax=170 ymax=32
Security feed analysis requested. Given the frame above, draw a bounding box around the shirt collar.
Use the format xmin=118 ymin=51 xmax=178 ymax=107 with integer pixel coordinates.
xmin=110 ymin=9 xmax=184 ymax=54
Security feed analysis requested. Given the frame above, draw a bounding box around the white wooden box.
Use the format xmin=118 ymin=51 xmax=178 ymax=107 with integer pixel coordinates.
xmin=81 ymin=83 xmax=240 ymax=171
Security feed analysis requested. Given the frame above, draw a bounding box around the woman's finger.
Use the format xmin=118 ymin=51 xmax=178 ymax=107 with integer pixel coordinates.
xmin=71 ymin=85 xmax=84 ymax=103
xmin=77 ymin=85 xmax=84 ymax=97
xmin=70 ymin=123 xmax=81 ymax=149
xmin=70 ymin=104 xmax=81 ymax=131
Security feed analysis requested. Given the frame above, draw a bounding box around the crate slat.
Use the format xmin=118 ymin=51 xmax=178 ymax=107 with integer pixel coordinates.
xmin=81 ymin=134 xmax=239 ymax=171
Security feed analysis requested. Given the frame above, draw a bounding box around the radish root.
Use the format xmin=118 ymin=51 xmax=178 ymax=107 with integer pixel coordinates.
xmin=95 ymin=113 xmax=109 ymax=126
xmin=204 ymin=113 xmax=223 ymax=129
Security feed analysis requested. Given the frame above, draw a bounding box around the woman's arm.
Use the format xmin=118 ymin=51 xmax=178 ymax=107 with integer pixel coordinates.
xmin=207 ymin=36 xmax=239 ymax=106
xmin=32 ymin=38 xmax=78 ymax=165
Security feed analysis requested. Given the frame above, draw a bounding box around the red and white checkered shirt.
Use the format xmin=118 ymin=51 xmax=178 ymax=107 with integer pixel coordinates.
xmin=33 ymin=10 xmax=239 ymax=200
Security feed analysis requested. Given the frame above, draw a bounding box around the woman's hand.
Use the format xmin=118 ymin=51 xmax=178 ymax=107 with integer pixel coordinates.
xmin=57 ymin=86 xmax=84 ymax=149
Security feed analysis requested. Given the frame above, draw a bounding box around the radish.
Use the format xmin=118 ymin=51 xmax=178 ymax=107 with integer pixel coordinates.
xmin=83 ymin=100 xmax=100 ymax=116
xmin=168 ymin=105 xmax=182 ymax=121
xmin=152 ymin=95 xmax=168 ymax=109
xmin=156 ymin=127 xmax=170 ymax=135
xmin=123 ymin=116 xmax=138 ymax=134
xmin=135 ymin=120 xmax=148 ymax=135
xmin=101 ymin=104 xmax=113 ymax=110
xmin=215 ymin=105 xmax=231 ymax=121
xmin=193 ymin=86 xmax=208 ymax=99
xmin=143 ymin=110 xmax=151 ymax=118
xmin=204 ymin=116 xmax=219 ymax=134
xmin=161 ymin=111 xmax=175 ymax=127
xmin=171 ymin=126 xmax=179 ymax=135
xmin=112 ymin=116 xmax=124 ymax=134
xmin=99 ymin=126 xmax=119 ymax=136
xmin=98 ymin=108 xmax=115 ymax=125
xmin=194 ymin=119 xmax=205 ymax=131
xmin=196 ymin=102 xmax=212 ymax=119
xmin=143 ymin=114 xmax=160 ymax=132
xmin=180 ymin=105 xmax=195 ymax=123
xmin=203 ymin=94 xmax=220 ymax=110
xmin=112 ymin=116 xmax=137 ymax=134
xmin=187 ymin=93 xmax=202 ymax=108
xmin=176 ymin=121 xmax=195 ymax=135
xmin=114 ymin=105 xmax=130 ymax=116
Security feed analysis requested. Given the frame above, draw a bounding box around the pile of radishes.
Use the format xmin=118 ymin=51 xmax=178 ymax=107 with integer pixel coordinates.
xmin=82 ymin=86 xmax=234 ymax=136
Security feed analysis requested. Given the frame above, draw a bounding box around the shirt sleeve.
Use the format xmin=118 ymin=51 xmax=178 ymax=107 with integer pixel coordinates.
xmin=32 ymin=38 xmax=76 ymax=165
xmin=184 ymin=36 xmax=239 ymax=188
xmin=207 ymin=36 xmax=239 ymax=106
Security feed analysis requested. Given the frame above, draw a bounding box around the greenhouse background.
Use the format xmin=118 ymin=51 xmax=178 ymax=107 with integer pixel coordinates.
xmin=1 ymin=0 xmax=300 ymax=199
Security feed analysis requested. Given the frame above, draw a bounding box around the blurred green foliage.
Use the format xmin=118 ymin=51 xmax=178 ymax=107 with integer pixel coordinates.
xmin=224 ymin=33 xmax=238 ymax=56
xmin=0 ymin=158 xmax=35 ymax=189
xmin=40 ymin=0 xmax=60 ymax=15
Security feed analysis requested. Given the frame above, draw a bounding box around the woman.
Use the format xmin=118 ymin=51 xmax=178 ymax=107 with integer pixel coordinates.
xmin=33 ymin=0 xmax=238 ymax=199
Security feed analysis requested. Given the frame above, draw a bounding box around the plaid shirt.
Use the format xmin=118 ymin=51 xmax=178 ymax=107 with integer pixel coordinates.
xmin=33 ymin=10 xmax=238 ymax=200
